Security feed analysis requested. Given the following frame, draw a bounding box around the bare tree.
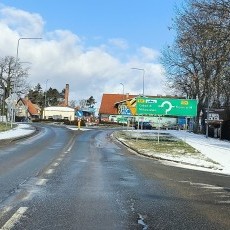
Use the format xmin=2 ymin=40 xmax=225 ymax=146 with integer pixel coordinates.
xmin=79 ymin=99 xmax=87 ymax=109
xmin=161 ymin=0 xmax=230 ymax=132
xmin=0 ymin=56 xmax=29 ymax=115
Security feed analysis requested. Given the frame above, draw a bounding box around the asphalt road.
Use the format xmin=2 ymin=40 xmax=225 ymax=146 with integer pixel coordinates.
xmin=0 ymin=124 xmax=229 ymax=229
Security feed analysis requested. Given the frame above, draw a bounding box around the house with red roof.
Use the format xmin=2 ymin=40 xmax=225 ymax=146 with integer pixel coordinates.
xmin=99 ymin=93 xmax=137 ymax=122
xmin=15 ymin=97 xmax=41 ymax=121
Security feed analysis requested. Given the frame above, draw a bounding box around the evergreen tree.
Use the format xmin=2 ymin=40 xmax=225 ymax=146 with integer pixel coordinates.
xmin=86 ymin=96 xmax=96 ymax=108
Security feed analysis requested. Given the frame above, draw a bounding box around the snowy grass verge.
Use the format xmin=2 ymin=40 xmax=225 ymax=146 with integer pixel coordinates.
xmin=114 ymin=130 xmax=221 ymax=170
xmin=0 ymin=122 xmax=16 ymax=132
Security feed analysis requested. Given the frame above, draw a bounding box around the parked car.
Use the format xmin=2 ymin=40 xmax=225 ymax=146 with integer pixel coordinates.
xmin=134 ymin=122 xmax=153 ymax=130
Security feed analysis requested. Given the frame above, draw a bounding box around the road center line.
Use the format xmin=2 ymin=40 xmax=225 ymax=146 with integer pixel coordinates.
xmin=1 ymin=207 xmax=28 ymax=230
xmin=45 ymin=169 xmax=54 ymax=174
xmin=53 ymin=162 xmax=59 ymax=167
xmin=218 ymin=200 xmax=230 ymax=204
xmin=57 ymin=157 xmax=63 ymax=162
xmin=36 ymin=179 xmax=48 ymax=186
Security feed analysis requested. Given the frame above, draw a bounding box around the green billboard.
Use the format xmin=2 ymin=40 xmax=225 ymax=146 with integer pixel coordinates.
xmin=136 ymin=97 xmax=197 ymax=116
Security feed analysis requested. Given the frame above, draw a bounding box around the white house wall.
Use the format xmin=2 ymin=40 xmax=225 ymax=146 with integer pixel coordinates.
xmin=43 ymin=107 xmax=75 ymax=121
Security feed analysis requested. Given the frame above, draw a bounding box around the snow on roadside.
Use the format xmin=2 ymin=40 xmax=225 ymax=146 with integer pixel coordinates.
xmin=121 ymin=129 xmax=230 ymax=175
xmin=168 ymin=130 xmax=230 ymax=174
xmin=0 ymin=123 xmax=35 ymax=140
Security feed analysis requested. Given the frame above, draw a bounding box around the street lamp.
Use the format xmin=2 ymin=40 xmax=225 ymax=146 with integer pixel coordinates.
xmin=131 ymin=68 xmax=145 ymax=96
xmin=11 ymin=37 xmax=42 ymax=125
xmin=44 ymin=79 xmax=49 ymax=107
xmin=120 ymin=82 xmax=124 ymax=100
xmin=119 ymin=82 xmax=125 ymax=128
xmin=206 ymin=87 xmax=210 ymax=138
xmin=15 ymin=37 xmax=42 ymax=66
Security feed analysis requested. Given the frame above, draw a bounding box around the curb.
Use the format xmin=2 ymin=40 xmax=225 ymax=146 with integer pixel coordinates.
xmin=0 ymin=125 xmax=38 ymax=146
xmin=112 ymin=132 xmax=223 ymax=172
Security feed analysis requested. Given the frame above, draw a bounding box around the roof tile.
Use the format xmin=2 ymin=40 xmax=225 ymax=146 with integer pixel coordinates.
xmin=21 ymin=98 xmax=41 ymax=115
xmin=99 ymin=93 xmax=137 ymax=115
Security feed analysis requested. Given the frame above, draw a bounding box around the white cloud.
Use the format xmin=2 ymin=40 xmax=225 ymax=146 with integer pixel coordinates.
xmin=108 ymin=38 xmax=128 ymax=49
xmin=0 ymin=5 xmax=44 ymax=37
xmin=0 ymin=5 xmax=166 ymax=107
xmin=138 ymin=46 xmax=160 ymax=61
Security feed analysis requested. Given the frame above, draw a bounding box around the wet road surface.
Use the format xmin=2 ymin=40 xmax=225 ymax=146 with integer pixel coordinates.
xmin=0 ymin=125 xmax=230 ymax=229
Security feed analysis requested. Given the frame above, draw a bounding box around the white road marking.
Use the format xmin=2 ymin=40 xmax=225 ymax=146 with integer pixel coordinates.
xmin=52 ymin=162 xmax=59 ymax=167
xmin=36 ymin=178 xmax=48 ymax=186
xmin=178 ymin=181 xmax=230 ymax=204
xmin=212 ymin=191 xmax=226 ymax=194
xmin=57 ymin=157 xmax=63 ymax=162
xmin=67 ymin=142 xmax=75 ymax=152
xmin=67 ymin=148 xmax=71 ymax=152
xmin=179 ymin=181 xmax=226 ymax=191
xmin=219 ymin=195 xmax=230 ymax=198
xmin=1 ymin=207 xmax=28 ymax=230
xmin=218 ymin=200 xmax=230 ymax=204
xmin=45 ymin=169 xmax=54 ymax=174
xmin=201 ymin=185 xmax=223 ymax=190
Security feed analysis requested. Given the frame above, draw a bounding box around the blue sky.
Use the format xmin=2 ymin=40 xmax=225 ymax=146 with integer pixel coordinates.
xmin=0 ymin=0 xmax=183 ymax=107
xmin=2 ymin=0 xmax=178 ymax=48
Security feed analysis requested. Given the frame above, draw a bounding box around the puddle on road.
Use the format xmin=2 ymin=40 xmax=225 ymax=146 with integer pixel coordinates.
xmin=138 ymin=214 xmax=148 ymax=230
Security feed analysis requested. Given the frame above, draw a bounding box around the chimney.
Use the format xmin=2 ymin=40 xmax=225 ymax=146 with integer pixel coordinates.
xmin=64 ymin=84 xmax=69 ymax=106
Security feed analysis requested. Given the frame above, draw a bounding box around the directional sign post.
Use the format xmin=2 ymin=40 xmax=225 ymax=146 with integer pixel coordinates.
xmin=136 ymin=97 xmax=197 ymax=117
xmin=76 ymin=110 xmax=83 ymax=117
xmin=75 ymin=111 xmax=83 ymax=130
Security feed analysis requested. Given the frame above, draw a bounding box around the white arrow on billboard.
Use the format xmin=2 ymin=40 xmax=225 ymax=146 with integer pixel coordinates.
xmin=159 ymin=101 xmax=174 ymax=115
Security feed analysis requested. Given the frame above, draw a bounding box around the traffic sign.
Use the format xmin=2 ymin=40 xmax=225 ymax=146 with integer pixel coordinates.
xmin=121 ymin=108 xmax=132 ymax=116
xmin=136 ymin=97 xmax=197 ymax=117
xmin=5 ymin=93 xmax=18 ymax=106
xmin=76 ymin=110 xmax=83 ymax=117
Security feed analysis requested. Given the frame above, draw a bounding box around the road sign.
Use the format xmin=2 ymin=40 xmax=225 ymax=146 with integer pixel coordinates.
xmin=5 ymin=93 xmax=18 ymax=106
xmin=76 ymin=110 xmax=83 ymax=117
xmin=121 ymin=108 xmax=132 ymax=116
xmin=136 ymin=97 xmax=197 ymax=117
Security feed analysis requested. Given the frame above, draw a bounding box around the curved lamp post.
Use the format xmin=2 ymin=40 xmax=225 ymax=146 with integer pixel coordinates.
xmin=120 ymin=82 xmax=124 ymax=100
xmin=44 ymin=79 xmax=49 ymax=107
xmin=11 ymin=37 xmax=42 ymax=125
xmin=131 ymin=68 xmax=145 ymax=96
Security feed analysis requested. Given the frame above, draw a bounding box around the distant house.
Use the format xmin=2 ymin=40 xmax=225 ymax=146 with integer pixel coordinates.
xmin=15 ymin=98 xmax=41 ymax=121
xmin=99 ymin=93 xmax=137 ymax=122
xmin=43 ymin=106 xmax=75 ymax=121
xmin=206 ymin=107 xmax=230 ymax=140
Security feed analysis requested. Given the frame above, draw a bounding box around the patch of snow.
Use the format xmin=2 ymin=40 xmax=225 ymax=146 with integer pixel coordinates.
xmin=68 ymin=127 xmax=92 ymax=131
xmin=122 ymin=129 xmax=230 ymax=175
xmin=0 ymin=123 xmax=35 ymax=140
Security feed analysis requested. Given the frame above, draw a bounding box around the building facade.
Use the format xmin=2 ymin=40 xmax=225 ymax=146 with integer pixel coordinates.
xmin=43 ymin=106 xmax=75 ymax=121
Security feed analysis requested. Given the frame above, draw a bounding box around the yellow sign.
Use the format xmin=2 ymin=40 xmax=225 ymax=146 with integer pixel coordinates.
xmin=181 ymin=100 xmax=189 ymax=105
xmin=137 ymin=98 xmax=145 ymax=103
